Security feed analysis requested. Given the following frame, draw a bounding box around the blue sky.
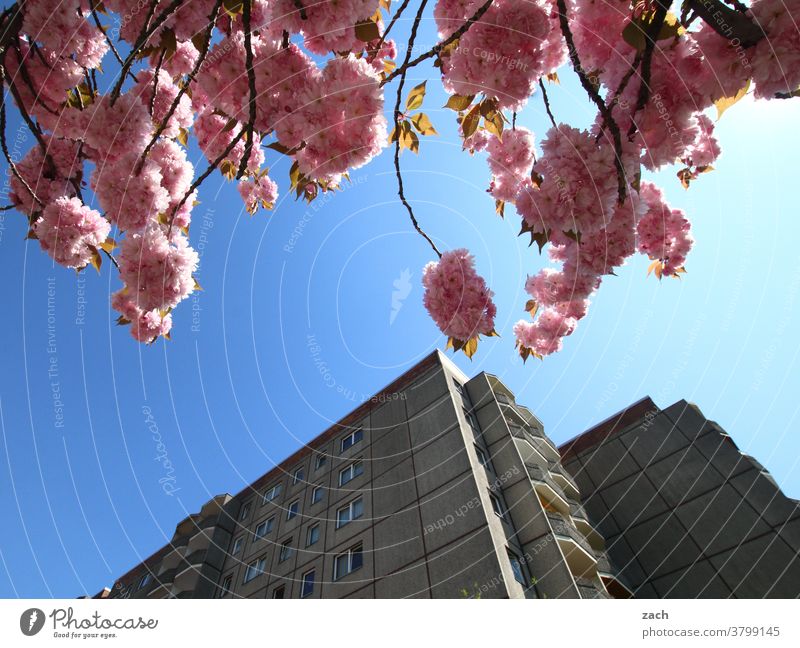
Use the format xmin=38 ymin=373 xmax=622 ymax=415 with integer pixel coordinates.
xmin=1 ymin=14 xmax=799 ymax=598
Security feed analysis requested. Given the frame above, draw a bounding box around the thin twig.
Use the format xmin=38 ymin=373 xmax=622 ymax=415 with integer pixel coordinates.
xmin=110 ymin=0 xmax=183 ymax=104
xmin=167 ymin=128 xmax=246 ymax=235
xmin=392 ymin=0 xmax=440 ymax=258
xmin=101 ymin=247 xmax=120 ymax=270
xmin=382 ymin=0 xmax=494 ymax=86
xmin=555 ymin=0 xmax=627 ymax=204
xmin=90 ymin=0 xmax=137 ymax=83
xmin=538 ymin=79 xmax=556 ymax=129
xmin=0 ymin=65 xmax=41 ymax=207
xmin=237 ymin=0 xmax=258 ymax=180
xmin=137 ymin=0 xmax=223 ymax=170
xmin=373 ymin=0 xmax=413 ymax=58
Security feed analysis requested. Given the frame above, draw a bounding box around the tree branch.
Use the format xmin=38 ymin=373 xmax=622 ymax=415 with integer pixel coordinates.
xmin=538 ymin=79 xmax=556 ymax=129
xmin=167 ymin=127 xmax=246 ymax=235
xmin=627 ymin=1 xmax=668 ymax=139
xmin=381 ymin=0 xmax=494 ymax=87
xmin=687 ymin=0 xmax=764 ymax=47
xmin=555 ymin=0 xmax=627 ymax=204
xmin=89 ymin=0 xmax=137 ymax=83
xmin=373 ymin=0 xmax=412 ymax=59
xmin=392 ymin=0 xmax=440 ymax=258
xmin=293 ymin=0 xmax=308 ymax=20
xmin=110 ymin=0 xmax=182 ymax=104
xmin=237 ymin=0 xmax=257 ymax=180
xmin=137 ymin=0 xmax=223 ymax=171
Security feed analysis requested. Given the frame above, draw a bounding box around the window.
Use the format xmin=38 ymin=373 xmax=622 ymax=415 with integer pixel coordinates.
xmin=232 ymin=536 xmax=244 ymax=555
xmin=272 ymin=585 xmax=286 ymax=599
xmin=463 ymin=408 xmax=481 ymax=438
xmin=336 ymin=497 xmax=364 ymax=528
xmin=489 ymin=492 xmax=506 ymax=519
xmin=311 ymin=485 xmax=324 ymax=504
xmin=306 ymin=524 xmax=320 ymax=546
xmin=243 ymin=556 xmax=266 ymax=583
xmin=333 ymin=544 xmax=363 ymax=580
xmin=239 ymin=501 xmax=251 ymax=520
xmin=279 ymin=539 xmax=293 ymax=562
xmin=301 ymin=569 xmax=315 ymax=598
xmin=340 ymin=428 xmax=363 ymax=453
xmin=218 ymin=574 xmax=233 ymax=597
xmin=314 ymin=453 xmax=327 ymax=470
xmin=137 ymin=573 xmax=152 ymax=590
xmin=254 ymin=517 xmax=274 ymax=540
xmin=292 ymin=466 xmax=305 ymax=485
xmin=338 ymin=459 xmax=364 ymax=486
xmin=507 ymin=550 xmax=526 ymax=585
xmin=286 ymin=500 xmax=300 ymax=520
xmin=263 ymin=484 xmax=282 ymax=503
xmin=474 ymin=444 xmax=489 ymax=468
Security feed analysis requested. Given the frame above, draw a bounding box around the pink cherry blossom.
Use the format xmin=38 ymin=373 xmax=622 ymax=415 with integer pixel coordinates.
xmin=422 ymin=249 xmax=497 ymax=343
xmin=118 ymin=226 xmax=199 ymax=312
xmin=238 ymin=175 xmax=279 ymax=214
xmin=33 ymin=197 xmax=111 ymax=269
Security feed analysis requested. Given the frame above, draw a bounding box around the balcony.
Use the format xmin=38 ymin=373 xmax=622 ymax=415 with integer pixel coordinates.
xmin=172 ymin=550 xmax=206 ymax=592
xmin=148 ymin=567 xmax=178 ymax=598
xmin=548 ymin=462 xmax=581 ymax=499
xmin=526 ymin=463 xmax=570 ymax=515
xmin=547 ymin=513 xmax=598 ymax=578
xmin=576 ymin=577 xmax=610 ymax=599
xmin=594 ymin=550 xmax=634 ymax=599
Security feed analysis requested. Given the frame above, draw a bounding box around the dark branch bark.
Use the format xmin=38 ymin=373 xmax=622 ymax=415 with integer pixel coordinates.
xmin=137 ymin=0 xmax=223 ymax=171
xmin=687 ymin=0 xmax=764 ymax=47
xmin=110 ymin=0 xmax=183 ymax=104
xmin=538 ymin=79 xmax=556 ymax=129
xmin=627 ymin=1 xmax=668 ymax=139
xmin=555 ymin=0 xmax=627 ymax=204
xmin=392 ymin=0 xmax=441 ymax=258
xmin=293 ymin=0 xmax=308 ymax=20
xmin=89 ymin=0 xmax=137 ymax=83
xmin=237 ymin=0 xmax=258 ymax=180
xmin=373 ymin=0 xmax=412 ymax=59
xmin=382 ymin=0 xmax=494 ymax=87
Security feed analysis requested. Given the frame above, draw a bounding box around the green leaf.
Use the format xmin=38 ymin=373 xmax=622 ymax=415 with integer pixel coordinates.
xmin=405 ymin=81 xmax=427 ymax=111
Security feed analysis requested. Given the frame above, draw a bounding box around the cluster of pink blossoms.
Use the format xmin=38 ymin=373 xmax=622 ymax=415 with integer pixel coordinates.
xmin=33 ymin=197 xmax=111 ymax=269
xmin=8 ymin=0 xmax=800 ymax=355
xmin=484 ymin=127 xmax=537 ymax=203
xmin=436 ymin=0 xmax=565 ymax=109
xmin=516 ymin=125 xmax=623 ymax=236
xmin=422 ymin=250 xmax=497 ymax=345
xmin=636 ymin=183 xmax=693 ymax=277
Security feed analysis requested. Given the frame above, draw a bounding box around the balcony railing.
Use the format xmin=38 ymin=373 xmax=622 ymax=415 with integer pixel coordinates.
xmin=576 ymin=577 xmax=609 ymax=599
xmin=526 ymin=463 xmax=568 ymax=499
xmin=567 ymin=498 xmax=588 ymax=521
xmin=546 ymin=513 xmax=595 ymax=557
xmin=548 ymin=462 xmax=581 ymax=497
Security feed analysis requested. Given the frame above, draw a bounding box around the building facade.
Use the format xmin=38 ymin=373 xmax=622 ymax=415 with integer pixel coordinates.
xmin=99 ymin=351 xmax=627 ymax=599
xmin=559 ymin=398 xmax=800 ymax=598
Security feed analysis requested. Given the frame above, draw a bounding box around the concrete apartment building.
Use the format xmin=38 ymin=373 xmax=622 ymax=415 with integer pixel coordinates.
xmin=95 ymin=352 xmax=799 ymax=599
xmin=99 ymin=350 xmax=628 ymax=599
xmin=559 ymin=398 xmax=800 ymax=598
